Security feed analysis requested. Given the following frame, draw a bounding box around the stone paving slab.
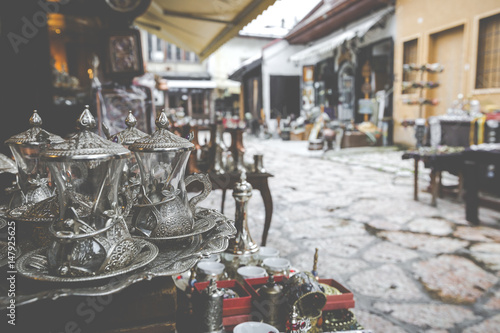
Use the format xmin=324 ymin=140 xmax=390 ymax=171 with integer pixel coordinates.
xmin=200 ymin=136 xmax=500 ymax=332
xmin=373 ymin=303 xmax=479 ymax=330
xmin=413 ymin=255 xmax=498 ymax=304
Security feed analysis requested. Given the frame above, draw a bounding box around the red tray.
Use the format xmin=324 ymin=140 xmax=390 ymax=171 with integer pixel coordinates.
xmin=194 ymin=280 xmax=252 ymax=316
xmin=223 ymin=314 xmax=253 ymax=332
xmin=318 ymin=278 xmax=355 ymax=311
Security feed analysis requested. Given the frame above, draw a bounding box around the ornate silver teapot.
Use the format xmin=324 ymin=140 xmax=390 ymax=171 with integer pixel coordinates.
xmin=129 ymin=110 xmax=211 ymax=238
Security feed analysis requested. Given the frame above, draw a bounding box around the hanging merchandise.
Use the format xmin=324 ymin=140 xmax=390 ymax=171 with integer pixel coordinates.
xmin=401 ymin=63 xmax=444 ymax=147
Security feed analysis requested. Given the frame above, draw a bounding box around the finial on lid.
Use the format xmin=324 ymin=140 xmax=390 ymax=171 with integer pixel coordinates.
xmin=78 ymin=105 xmax=96 ymax=130
xmin=29 ymin=110 xmax=42 ymax=127
xmin=155 ymin=109 xmax=170 ymax=129
xmin=125 ymin=110 xmax=137 ymax=128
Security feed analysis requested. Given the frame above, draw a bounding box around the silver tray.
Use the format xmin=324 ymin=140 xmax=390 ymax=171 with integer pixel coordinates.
xmin=0 ymin=207 xmax=236 ymax=308
xmin=16 ymin=239 xmax=158 ymax=283
xmin=133 ymin=215 xmax=216 ymax=243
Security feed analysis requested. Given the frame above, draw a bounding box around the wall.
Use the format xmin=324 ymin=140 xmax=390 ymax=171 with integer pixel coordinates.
xmin=393 ymin=0 xmax=500 ymax=147
xmin=262 ymin=39 xmax=305 ymax=125
xmin=207 ymin=35 xmax=274 ymax=92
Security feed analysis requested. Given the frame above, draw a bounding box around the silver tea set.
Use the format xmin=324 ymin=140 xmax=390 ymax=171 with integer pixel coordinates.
xmin=5 ymin=106 xmax=222 ymax=280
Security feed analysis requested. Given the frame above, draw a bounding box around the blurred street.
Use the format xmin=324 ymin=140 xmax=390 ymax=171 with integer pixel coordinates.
xmin=202 ymin=135 xmax=500 ymax=332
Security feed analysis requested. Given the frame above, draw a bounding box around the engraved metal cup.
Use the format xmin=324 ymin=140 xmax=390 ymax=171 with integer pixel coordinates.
xmin=109 ymin=111 xmax=148 ymax=225
xmin=42 ymin=107 xmax=139 ymax=276
xmin=130 ymin=110 xmax=211 ymax=238
xmin=5 ymin=110 xmax=64 ymax=209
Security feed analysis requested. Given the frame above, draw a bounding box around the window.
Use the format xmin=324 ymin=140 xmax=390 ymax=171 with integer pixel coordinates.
xmin=156 ymin=37 xmax=162 ymax=52
xmin=402 ymin=39 xmax=418 ymax=93
xmin=476 ymin=13 xmax=500 ymax=89
xmin=176 ymin=46 xmax=181 ymax=61
xmin=167 ymin=43 xmax=173 ymax=60
xmin=147 ymin=33 xmax=153 ymax=61
xmin=192 ymin=90 xmax=204 ymax=114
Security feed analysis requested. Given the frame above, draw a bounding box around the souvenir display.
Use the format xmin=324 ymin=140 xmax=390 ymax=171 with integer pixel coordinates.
xmin=129 ymin=110 xmax=212 ymax=240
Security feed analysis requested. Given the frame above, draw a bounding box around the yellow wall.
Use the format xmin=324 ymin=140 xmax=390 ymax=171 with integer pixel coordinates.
xmin=393 ymin=0 xmax=500 ymax=146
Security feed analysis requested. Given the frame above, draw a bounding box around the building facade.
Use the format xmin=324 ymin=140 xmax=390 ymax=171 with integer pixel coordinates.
xmin=393 ymin=0 xmax=500 ymax=146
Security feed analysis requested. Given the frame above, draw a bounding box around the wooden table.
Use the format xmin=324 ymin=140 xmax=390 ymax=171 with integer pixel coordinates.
xmin=402 ymin=150 xmax=464 ymax=207
xmin=463 ymin=148 xmax=500 ymax=224
xmin=184 ymin=124 xmax=274 ymax=246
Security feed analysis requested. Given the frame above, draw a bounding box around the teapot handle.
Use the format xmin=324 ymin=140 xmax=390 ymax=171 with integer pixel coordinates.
xmin=185 ymin=173 xmax=212 ymax=214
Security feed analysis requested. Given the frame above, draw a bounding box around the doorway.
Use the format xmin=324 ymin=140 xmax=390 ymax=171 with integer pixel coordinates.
xmin=427 ymin=25 xmax=465 ymax=116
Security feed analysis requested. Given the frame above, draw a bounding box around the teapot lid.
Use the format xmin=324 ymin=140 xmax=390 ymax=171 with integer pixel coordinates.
xmin=42 ymin=106 xmax=130 ymax=161
xmin=129 ymin=110 xmax=194 ymax=152
xmin=110 ymin=111 xmax=147 ymax=145
xmin=5 ymin=110 xmax=64 ymax=146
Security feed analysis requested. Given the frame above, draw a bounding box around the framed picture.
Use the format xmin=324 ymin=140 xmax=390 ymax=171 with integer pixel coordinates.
xmin=105 ymin=29 xmax=144 ymax=80
xmin=98 ymin=84 xmax=153 ymax=137
xmin=303 ymin=65 xmax=314 ymax=83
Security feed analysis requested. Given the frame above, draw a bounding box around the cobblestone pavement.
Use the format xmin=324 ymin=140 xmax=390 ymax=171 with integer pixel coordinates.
xmin=200 ymin=136 xmax=500 ymax=333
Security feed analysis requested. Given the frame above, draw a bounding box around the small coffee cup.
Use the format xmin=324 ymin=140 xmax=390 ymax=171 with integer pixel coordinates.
xmin=234 ymin=321 xmax=279 ymax=333
xmin=196 ymin=261 xmax=225 ymax=282
xmin=263 ymin=257 xmax=291 ymax=277
xmin=237 ymin=266 xmax=267 ymax=280
xmin=258 ymin=246 xmax=280 ymax=262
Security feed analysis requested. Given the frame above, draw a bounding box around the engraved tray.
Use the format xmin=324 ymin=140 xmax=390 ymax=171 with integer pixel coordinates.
xmin=16 ymin=239 xmax=159 ymax=283
xmin=0 ymin=207 xmax=236 ymax=308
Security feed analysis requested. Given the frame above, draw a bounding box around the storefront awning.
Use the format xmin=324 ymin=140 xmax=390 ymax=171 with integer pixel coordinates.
xmin=166 ymin=80 xmax=217 ymax=89
xmin=135 ymin=0 xmax=277 ymax=61
xmin=289 ymin=6 xmax=394 ymax=63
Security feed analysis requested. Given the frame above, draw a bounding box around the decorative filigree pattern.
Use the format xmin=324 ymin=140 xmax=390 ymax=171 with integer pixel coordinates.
xmin=129 ymin=111 xmax=194 ymax=151
xmin=8 ymin=196 xmax=58 ymax=222
xmin=5 ymin=110 xmax=63 ymax=145
xmin=103 ymin=239 xmax=140 ymax=272
xmin=110 ymin=111 xmax=147 ymax=145
xmin=16 ymin=239 xmax=158 ymax=282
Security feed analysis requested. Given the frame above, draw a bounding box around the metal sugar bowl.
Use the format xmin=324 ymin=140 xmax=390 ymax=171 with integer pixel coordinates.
xmin=42 ymin=107 xmax=144 ymax=277
xmin=5 ymin=110 xmax=64 ymax=211
xmin=129 ymin=110 xmax=211 ymax=239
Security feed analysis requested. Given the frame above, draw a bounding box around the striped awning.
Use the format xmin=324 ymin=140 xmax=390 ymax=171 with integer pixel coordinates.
xmin=135 ymin=0 xmax=277 ymax=61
